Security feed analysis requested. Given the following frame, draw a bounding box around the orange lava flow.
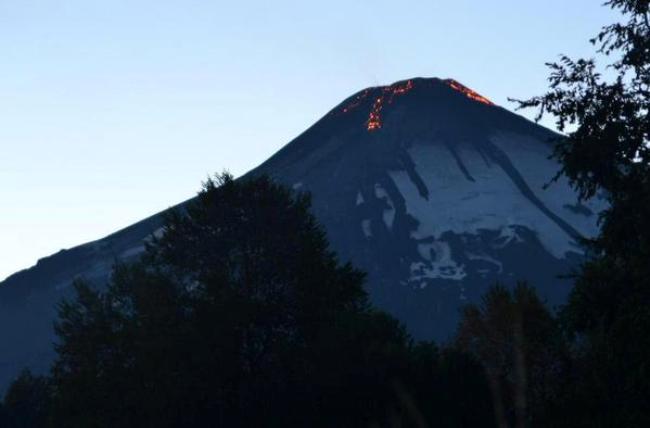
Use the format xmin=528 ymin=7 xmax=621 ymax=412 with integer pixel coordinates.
xmin=389 ymin=79 xmax=414 ymax=97
xmin=366 ymin=79 xmax=414 ymax=132
xmin=367 ymin=97 xmax=384 ymax=131
xmin=446 ymin=79 xmax=493 ymax=105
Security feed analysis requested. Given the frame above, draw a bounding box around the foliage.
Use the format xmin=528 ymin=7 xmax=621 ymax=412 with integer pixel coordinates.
xmin=514 ymin=1 xmax=650 ymax=425
xmin=3 ymin=173 xmax=495 ymax=427
xmin=0 ymin=370 xmax=51 ymax=428
xmin=455 ymin=283 xmax=567 ymax=428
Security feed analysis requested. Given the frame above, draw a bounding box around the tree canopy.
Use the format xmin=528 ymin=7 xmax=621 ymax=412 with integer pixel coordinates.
xmin=515 ymin=1 xmax=650 ymax=425
xmin=4 ymin=173 xmax=494 ymax=428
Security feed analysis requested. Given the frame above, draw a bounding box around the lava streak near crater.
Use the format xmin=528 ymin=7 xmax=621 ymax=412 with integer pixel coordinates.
xmin=445 ymin=79 xmax=494 ymax=105
xmin=365 ymin=80 xmax=415 ymax=132
xmin=338 ymin=78 xmax=493 ymax=133
xmin=367 ymin=97 xmax=384 ymax=131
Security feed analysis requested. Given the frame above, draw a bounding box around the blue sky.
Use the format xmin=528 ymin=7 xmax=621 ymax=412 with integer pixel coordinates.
xmin=0 ymin=0 xmax=617 ymax=280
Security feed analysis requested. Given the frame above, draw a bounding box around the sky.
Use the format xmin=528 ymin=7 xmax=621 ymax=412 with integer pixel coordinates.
xmin=0 ymin=0 xmax=619 ymax=281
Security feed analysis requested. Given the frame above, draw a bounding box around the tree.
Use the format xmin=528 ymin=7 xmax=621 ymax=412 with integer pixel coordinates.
xmin=47 ymin=174 xmax=434 ymax=427
xmin=515 ymin=1 xmax=650 ymax=425
xmin=1 ymin=370 xmax=51 ymax=428
xmin=455 ymin=283 xmax=567 ymax=428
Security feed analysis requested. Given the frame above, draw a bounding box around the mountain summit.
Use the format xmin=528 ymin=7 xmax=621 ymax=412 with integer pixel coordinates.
xmin=0 ymin=77 xmax=603 ymax=389
xmin=248 ymin=77 xmax=603 ymax=336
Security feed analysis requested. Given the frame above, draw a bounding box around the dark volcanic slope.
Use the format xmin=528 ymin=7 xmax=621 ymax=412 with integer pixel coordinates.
xmin=0 ymin=77 xmax=604 ymax=390
xmin=247 ymin=77 xmax=604 ymax=337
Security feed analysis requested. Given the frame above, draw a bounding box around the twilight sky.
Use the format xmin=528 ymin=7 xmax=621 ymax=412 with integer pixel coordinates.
xmin=0 ymin=0 xmax=617 ymax=280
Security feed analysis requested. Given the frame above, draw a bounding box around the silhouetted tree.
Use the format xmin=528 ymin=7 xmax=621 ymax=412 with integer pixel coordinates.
xmin=455 ymin=283 xmax=567 ymax=428
xmin=1 ymin=370 xmax=51 ymax=428
xmin=44 ymin=173 xmax=490 ymax=428
xmin=515 ymin=1 xmax=650 ymax=425
xmin=0 ymin=174 xmax=501 ymax=427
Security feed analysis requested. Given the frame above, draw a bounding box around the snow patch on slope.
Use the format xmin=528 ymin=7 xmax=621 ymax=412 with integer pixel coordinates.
xmin=356 ymin=191 xmax=364 ymax=206
xmin=389 ymin=138 xmax=599 ymax=261
xmin=410 ymin=240 xmax=466 ymax=283
xmin=493 ymin=225 xmax=524 ymax=249
xmin=466 ymin=251 xmax=503 ymax=273
xmin=374 ymin=183 xmax=396 ymax=229
xmin=489 ymin=132 xmax=605 ymax=238
xmin=361 ymin=219 xmax=372 ymax=238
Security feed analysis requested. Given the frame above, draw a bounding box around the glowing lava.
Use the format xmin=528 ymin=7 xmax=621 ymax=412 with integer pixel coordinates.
xmin=367 ymin=97 xmax=384 ymax=131
xmin=339 ymin=78 xmax=491 ymax=133
xmin=445 ymin=79 xmax=494 ymax=105
xmin=365 ymin=80 xmax=415 ymax=132
xmin=388 ymin=79 xmax=414 ymax=97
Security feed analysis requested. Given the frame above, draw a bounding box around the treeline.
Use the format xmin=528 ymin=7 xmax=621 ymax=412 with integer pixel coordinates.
xmin=1 ymin=174 xmax=496 ymax=428
xmin=3 ymin=0 xmax=649 ymax=426
xmin=0 ymin=171 xmax=643 ymax=427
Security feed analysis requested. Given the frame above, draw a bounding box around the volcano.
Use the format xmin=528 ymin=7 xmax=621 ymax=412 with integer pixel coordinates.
xmin=0 ymin=77 xmax=604 ymax=389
